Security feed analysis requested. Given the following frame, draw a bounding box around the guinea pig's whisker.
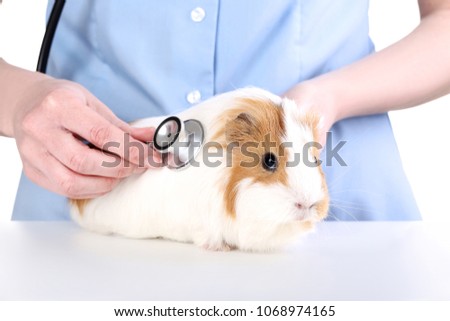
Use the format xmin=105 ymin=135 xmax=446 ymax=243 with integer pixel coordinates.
xmin=327 ymin=204 xmax=359 ymax=221
xmin=325 ymin=166 xmax=355 ymax=190
xmin=329 ymin=201 xmax=381 ymax=222
xmin=330 ymin=198 xmax=370 ymax=207
xmin=229 ymin=83 xmax=239 ymax=91
xmin=326 ymin=210 xmax=357 ymax=229
xmin=330 ymin=188 xmax=385 ymax=197
xmin=325 ymin=211 xmax=343 ymax=222
xmin=330 ymin=199 xmax=381 ymax=214
xmin=325 ymin=154 xmax=368 ymax=190
xmin=323 ymin=212 xmax=354 ymax=234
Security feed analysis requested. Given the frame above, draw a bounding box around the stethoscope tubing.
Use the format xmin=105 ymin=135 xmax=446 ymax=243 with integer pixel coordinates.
xmin=36 ymin=0 xmax=66 ymax=73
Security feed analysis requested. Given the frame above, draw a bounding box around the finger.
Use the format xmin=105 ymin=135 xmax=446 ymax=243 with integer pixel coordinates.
xmin=61 ymin=107 xmax=161 ymax=168
xmin=31 ymin=147 xmax=122 ymax=198
xmin=45 ymin=130 xmax=146 ymax=178
xmin=129 ymin=127 xmax=156 ymax=143
xmin=86 ymin=93 xmax=133 ymax=133
xmin=87 ymin=94 xmax=158 ymax=145
xmin=24 ymin=164 xmax=108 ymax=199
xmin=23 ymin=161 xmax=117 ymax=199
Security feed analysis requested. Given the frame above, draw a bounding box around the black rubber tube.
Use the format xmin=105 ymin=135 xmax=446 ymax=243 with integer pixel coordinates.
xmin=36 ymin=0 xmax=65 ymax=73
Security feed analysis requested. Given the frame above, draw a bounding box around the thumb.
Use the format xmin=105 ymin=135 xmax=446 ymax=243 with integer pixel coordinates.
xmin=86 ymin=90 xmax=156 ymax=143
xmin=86 ymin=92 xmax=133 ymax=133
xmin=130 ymin=127 xmax=156 ymax=143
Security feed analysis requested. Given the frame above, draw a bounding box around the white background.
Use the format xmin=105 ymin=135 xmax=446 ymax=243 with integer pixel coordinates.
xmin=0 ymin=0 xmax=449 ymax=222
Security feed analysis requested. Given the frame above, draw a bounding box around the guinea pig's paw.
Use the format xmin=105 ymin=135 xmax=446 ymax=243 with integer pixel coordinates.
xmin=201 ymin=241 xmax=235 ymax=252
xmin=299 ymin=220 xmax=315 ymax=231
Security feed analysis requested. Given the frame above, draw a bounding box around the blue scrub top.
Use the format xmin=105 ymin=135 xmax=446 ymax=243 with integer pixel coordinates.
xmin=12 ymin=0 xmax=421 ymax=221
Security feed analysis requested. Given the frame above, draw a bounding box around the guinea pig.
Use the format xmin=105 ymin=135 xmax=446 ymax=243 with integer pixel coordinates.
xmin=70 ymin=88 xmax=329 ymax=252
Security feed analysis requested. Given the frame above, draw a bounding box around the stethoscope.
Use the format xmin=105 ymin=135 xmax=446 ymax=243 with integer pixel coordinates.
xmin=38 ymin=0 xmax=205 ymax=169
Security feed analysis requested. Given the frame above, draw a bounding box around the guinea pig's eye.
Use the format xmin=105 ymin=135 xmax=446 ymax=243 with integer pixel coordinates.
xmin=262 ymin=152 xmax=278 ymax=172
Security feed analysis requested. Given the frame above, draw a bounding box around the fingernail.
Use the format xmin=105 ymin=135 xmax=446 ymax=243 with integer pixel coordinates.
xmin=147 ymin=156 xmax=164 ymax=168
xmin=145 ymin=148 xmax=162 ymax=168
xmin=134 ymin=167 xmax=146 ymax=174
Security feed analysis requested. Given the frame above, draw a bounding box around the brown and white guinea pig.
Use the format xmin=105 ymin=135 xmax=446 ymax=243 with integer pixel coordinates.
xmin=70 ymin=88 xmax=329 ymax=252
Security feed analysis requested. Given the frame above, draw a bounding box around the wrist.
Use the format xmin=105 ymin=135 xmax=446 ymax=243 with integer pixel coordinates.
xmin=301 ymin=76 xmax=346 ymax=124
xmin=284 ymin=78 xmax=341 ymax=127
xmin=0 ymin=60 xmax=51 ymax=137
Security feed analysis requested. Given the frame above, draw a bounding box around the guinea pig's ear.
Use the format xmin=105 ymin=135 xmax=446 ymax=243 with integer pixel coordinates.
xmin=225 ymin=112 xmax=258 ymax=143
xmin=236 ymin=112 xmax=254 ymax=126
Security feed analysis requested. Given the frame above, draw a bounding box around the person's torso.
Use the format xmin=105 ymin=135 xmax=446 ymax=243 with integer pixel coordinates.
xmin=12 ymin=0 xmax=421 ymax=221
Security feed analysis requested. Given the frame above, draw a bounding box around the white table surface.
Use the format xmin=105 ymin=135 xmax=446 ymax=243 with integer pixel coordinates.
xmin=1 ymin=221 xmax=449 ymax=300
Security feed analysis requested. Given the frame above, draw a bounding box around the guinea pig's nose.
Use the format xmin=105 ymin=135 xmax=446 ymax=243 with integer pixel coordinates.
xmin=295 ymin=202 xmax=316 ymax=210
xmin=295 ymin=202 xmax=304 ymax=210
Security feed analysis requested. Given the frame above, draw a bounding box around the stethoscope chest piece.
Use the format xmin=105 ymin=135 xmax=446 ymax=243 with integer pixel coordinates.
xmin=153 ymin=116 xmax=204 ymax=169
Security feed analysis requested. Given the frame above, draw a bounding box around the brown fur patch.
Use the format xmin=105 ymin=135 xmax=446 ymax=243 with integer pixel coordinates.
xmin=299 ymin=113 xmax=321 ymax=146
xmin=297 ymin=112 xmax=330 ymax=219
xmin=315 ymin=194 xmax=329 ymax=220
xmin=211 ymin=97 xmax=288 ymax=217
xmin=297 ymin=112 xmax=329 ymax=219
xmin=69 ymin=199 xmax=89 ymax=216
xmin=317 ymin=161 xmax=330 ymax=219
xmin=301 ymin=220 xmax=314 ymax=231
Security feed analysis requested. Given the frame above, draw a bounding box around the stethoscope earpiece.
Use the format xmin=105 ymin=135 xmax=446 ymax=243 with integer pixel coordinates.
xmin=153 ymin=116 xmax=205 ymax=169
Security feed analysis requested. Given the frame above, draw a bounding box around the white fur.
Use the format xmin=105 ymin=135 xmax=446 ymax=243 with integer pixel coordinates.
xmin=71 ymin=88 xmax=327 ymax=252
xmin=283 ymin=98 xmax=326 ymax=220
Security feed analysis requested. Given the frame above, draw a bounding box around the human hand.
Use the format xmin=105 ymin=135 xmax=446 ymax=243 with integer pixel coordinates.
xmin=13 ymin=78 xmax=161 ymax=199
xmin=283 ymin=81 xmax=339 ymax=146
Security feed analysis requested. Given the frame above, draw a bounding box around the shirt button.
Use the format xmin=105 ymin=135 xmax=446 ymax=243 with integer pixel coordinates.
xmin=186 ymin=90 xmax=202 ymax=104
xmin=190 ymin=7 xmax=206 ymax=22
